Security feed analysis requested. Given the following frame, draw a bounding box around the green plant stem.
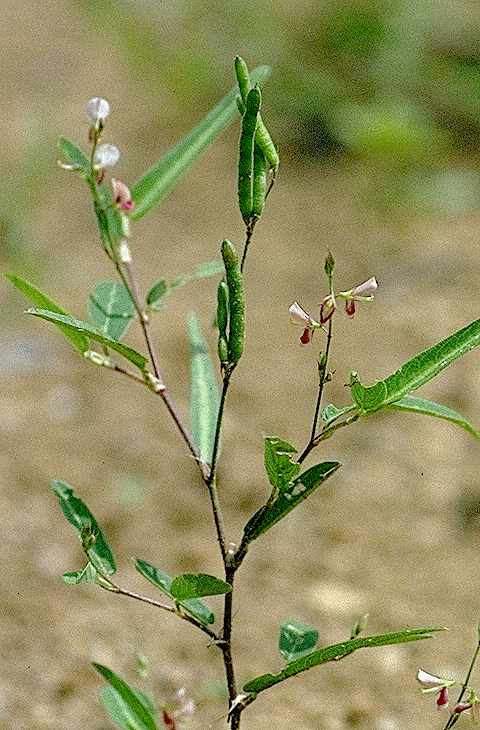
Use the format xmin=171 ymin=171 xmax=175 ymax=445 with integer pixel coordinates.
xmin=298 ymin=316 xmax=334 ymax=464
xmin=240 ymin=220 xmax=256 ymax=273
xmin=442 ymin=638 xmax=480 ymax=729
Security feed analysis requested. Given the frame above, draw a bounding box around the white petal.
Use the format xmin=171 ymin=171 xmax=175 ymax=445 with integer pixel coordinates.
xmin=86 ymin=97 xmax=110 ymax=122
xmin=416 ymin=668 xmax=444 ymax=687
xmin=94 ymin=143 xmax=120 ymax=168
xmin=289 ymin=301 xmax=311 ymax=326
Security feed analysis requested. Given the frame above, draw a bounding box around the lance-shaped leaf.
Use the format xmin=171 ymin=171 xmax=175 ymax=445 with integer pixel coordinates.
xmin=350 ymin=318 xmax=480 ymax=414
xmin=58 ymin=136 xmax=91 ymax=175
xmin=243 ymin=626 xmax=446 ymax=694
xmin=243 ymin=462 xmax=341 ymax=543
xmin=279 ymin=620 xmax=319 ymax=663
xmin=88 ymin=280 xmax=135 ymax=341
xmin=170 ymin=573 xmax=232 ymax=601
xmin=27 ymin=309 xmax=148 ymax=371
xmin=264 ymin=437 xmax=300 ymax=492
xmin=93 ymin=664 xmax=157 ymax=730
xmin=101 ymin=686 xmax=157 ymax=730
xmin=146 ymin=260 xmax=224 ymax=311
xmin=62 ymin=562 xmax=98 ymax=585
xmin=188 ymin=313 xmax=220 ymax=465
xmin=131 ymin=65 xmax=271 ymax=220
xmin=387 ymin=395 xmax=480 ymax=439
xmin=134 ymin=559 xmax=215 ymax=625
xmin=4 ymin=273 xmax=89 ymax=353
xmin=52 ymin=480 xmax=116 ymax=576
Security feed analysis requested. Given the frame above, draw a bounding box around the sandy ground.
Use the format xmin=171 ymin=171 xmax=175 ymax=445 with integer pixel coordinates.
xmin=1 ymin=3 xmax=480 ymax=729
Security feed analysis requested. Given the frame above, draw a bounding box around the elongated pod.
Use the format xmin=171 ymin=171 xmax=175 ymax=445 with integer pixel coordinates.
xmin=216 ymin=280 xmax=229 ymax=338
xmin=252 ymin=145 xmax=267 ymax=219
xmin=238 ymin=86 xmax=261 ymax=224
xmin=221 ymin=239 xmax=245 ymax=365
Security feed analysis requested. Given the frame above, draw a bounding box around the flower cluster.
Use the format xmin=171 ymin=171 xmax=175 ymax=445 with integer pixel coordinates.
xmin=289 ymin=276 xmax=378 ymax=346
xmin=417 ymin=668 xmax=480 ymax=721
xmin=162 ymin=687 xmax=196 ymax=729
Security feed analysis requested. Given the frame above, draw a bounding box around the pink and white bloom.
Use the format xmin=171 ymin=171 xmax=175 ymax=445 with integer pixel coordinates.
xmin=93 ymin=143 xmax=120 ymax=169
xmin=112 ymin=178 xmax=134 ymax=211
xmin=289 ymin=301 xmax=321 ymax=345
xmin=338 ymin=276 xmax=378 ymax=317
xmin=417 ymin=669 xmax=455 ymax=711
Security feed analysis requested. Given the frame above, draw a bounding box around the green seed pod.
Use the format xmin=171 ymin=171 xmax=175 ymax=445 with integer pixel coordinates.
xmin=221 ymin=239 xmax=245 ymax=365
xmin=252 ymin=145 xmax=267 ymax=219
xmin=255 ymin=119 xmax=279 ymax=171
xmin=234 ymin=55 xmax=251 ymax=103
xmin=218 ymin=336 xmax=229 ymax=366
xmin=238 ymin=86 xmax=261 ymax=225
xmin=236 ymin=94 xmax=246 ymax=115
xmin=216 ymin=280 xmax=229 ymax=338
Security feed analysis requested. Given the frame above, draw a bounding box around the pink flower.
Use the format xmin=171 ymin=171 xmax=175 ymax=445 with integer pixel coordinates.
xmin=338 ymin=276 xmax=378 ymax=318
xmin=112 ymin=178 xmax=134 ymax=211
xmin=416 ymin=668 xmax=455 ymax=712
xmin=289 ymin=302 xmax=321 ymax=346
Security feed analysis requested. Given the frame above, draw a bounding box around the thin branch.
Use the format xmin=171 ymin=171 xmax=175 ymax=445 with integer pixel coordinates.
xmin=222 ymin=566 xmax=238 ymax=726
xmin=240 ymin=220 xmax=257 ymax=273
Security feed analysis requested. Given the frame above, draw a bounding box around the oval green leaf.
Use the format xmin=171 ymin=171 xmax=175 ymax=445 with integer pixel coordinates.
xmin=170 ymin=573 xmax=232 ymax=601
xmin=188 ymin=313 xmax=220 ymax=465
xmin=243 ymin=626 xmax=446 ymax=695
xmin=58 ymin=136 xmax=91 ymax=175
xmin=350 ymin=318 xmax=480 ymax=414
xmin=243 ymin=461 xmax=341 ymax=543
xmin=27 ymin=308 xmax=148 ymax=371
xmin=279 ymin=620 xmax=319 ymax=663
xmin=101 ymin=686 xmax=157 ymax=730
xmin=52 ymin=480 xmax=116 ymax=576
xmin=134 ymin=558 xmax=215 ymax=625
xmin=88 ymin=280 xmax=135 ymax=341
xmin=93 ymin=664 xmax=157 ymax=730
xmin=387 ymin=394 xmax=480 ymax=439
xmin=131 ymin=65 xmax=271 ymax=220
xmin=264 ymin=437 xmax=300 ymax=492
xmin=4 ymin=273 xmax=89 ymax=354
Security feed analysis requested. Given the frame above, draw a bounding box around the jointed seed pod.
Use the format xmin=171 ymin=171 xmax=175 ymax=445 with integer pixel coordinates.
xmin=234 ymin=55 xmax=279 ymax=172
xmin=238 ymin=86 xmax=261 ymax=224
xmin=252 ymin=145 xmax=267 ymax=219
xmin=221 ymin=239 xmax=245 ymax=365
xmin=216 ymin=280 xmax=229 ymax=338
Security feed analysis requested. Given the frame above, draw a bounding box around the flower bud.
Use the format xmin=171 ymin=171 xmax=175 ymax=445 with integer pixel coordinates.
xmin=86 ymin=97 xmax=110 ymax=123
xmin=112 ymin=178 xmax=134 ymax=212
xmin=93 ymin=143 xmax=120 ymax=168
xmin=436 ymin=687 xmax=449 ymax=710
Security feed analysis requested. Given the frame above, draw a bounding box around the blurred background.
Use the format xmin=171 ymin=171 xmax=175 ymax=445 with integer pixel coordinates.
xmin=1 ymin=1 xmax=480 ymax=728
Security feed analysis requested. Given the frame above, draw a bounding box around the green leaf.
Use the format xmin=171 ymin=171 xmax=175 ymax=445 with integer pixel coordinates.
xmin=58 ymin=136 xmax=91 ymax=175
xmin=52 ymin=480 xmax=116 ymax=576
xmin=321 ymin=403 xmax=356 ymax=426
xmin=146 ymin=260 xmax=224 ymax=311
xmin=88 ymin=280 xmax=135 ymax=341
xmin=134 ymin=558 xmax=215 ymax=625
xmin=101 ymin=687 xmax=157 ymax=730
xmin=264 ymin=437 xmax=301 ymax=492
xmin=243 ymin=462 xmax=341 ymax=543
xmin=170 ymin=573 xmax=232 ymax=601
xmin=131 ymin=65 xmax=271 ymax=220
xmin=243 ymin=626 xmax=446 ymax=694
xmin=145 ymin=279 xmax=168 ymax=308
xmin=387 ymin=394 xmax=480 ymax=439
xmin=62 ymin=562 xmax=98 ymax=585
xmin=350 ymin=319 xmax=480 ymax=414
xmin=188 ymin=313 xmax=220 ymax=465
xmin=279 ymin=620 xmax=319 ymax=663
xmin=4 ymin=273 xmax=89 ymax=353
xmin=27 ymin=309 xmax=148 ymax=371
xmin=93 ymin=664 xmax=157 ymax=730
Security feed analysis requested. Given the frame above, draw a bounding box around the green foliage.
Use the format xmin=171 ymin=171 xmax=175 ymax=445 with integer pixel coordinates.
xmin=350 ymin=318 xmax=480 ymax=414
xmin=93 ymin=663 xmax=157 ymax=730
xmin=27 ymin=308 xmax=148 ymax=371
xmin=279 ymin=620 xmax=319 ymax=663
xmin=170 ymin=573 xmax=232 ymax=601
xmin=4 ymin=273 xmax=89 ymax=353
xmin=62 ymin=562 xmax=98 ymax=585
xmin=243 ymin=461 xmax=341 ymax=543
xmin=131 ymin=65 xmax=271 ymax=220
xmin=88 ymin=280 xmax=135 ymax=341
xmin=188 ymin=313 xmax=220 ymax=465
xmin=243 ymin=626 xmax=446 ymax=695
xmin=52 ymin=480 xmax=116 ymax=576
xmin=134 ymin=559 xmax=215 ymax=625
xmin=146 ymin=260 xmax=224 ymax=311
xmin=387 ymin=395 xmax=480 ymax=439
xmin=57 ymin=136 xmax=91 ymax=175
xmin=264 ymin=437 xmax=300 ymax=492
xmin=101 ymin=686 xmax=157 ymax=730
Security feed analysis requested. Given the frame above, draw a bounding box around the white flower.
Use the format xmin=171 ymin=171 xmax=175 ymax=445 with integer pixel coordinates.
xmin=93 ymin=143 xmax=120 ymax=168
xmin=86 ymin=97 xmax=110 ymax=123
xmin=289 ymin=302 xmax=319 ymax=328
